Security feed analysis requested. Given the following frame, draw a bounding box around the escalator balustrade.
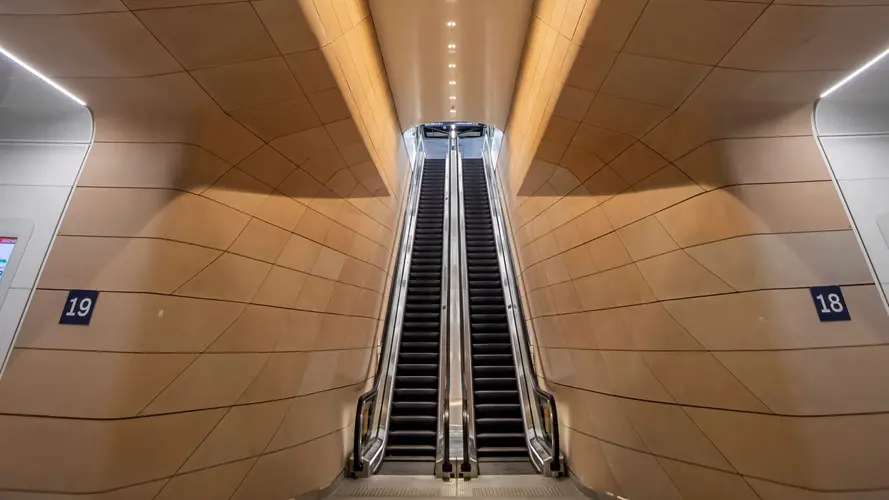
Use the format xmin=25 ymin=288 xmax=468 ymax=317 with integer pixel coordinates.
xmin=384 ymin=158 xmax=446 ymax=461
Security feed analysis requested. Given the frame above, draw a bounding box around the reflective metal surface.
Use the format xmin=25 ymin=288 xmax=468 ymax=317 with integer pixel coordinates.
xmin=447 ymin=130 xmax=467 ymax=474
xmin=455 ymin=135 xmax=480 ymax=477
xmin=434 ymin=135 xmax=454 ymax=479
xmin=478 ymin=132 xmax=565 ymax=477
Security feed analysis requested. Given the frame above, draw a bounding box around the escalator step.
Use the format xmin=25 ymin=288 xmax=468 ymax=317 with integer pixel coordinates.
xmin=462 ymin=160 xmax=530 ymax=464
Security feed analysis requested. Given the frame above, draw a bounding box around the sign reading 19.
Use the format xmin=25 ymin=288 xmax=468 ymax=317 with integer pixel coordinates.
xmin=59 ymin=289 xmax=99 ymax=326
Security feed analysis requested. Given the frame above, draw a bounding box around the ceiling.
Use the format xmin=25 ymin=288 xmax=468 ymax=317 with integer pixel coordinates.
xmin=369 ymin=0 xmax=534 ymax=131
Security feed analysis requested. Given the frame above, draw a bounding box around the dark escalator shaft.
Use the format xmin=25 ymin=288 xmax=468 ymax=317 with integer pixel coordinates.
xmin=462 ymin=158 xmax=529 ymax=462
xmin=385 ymin=159 xmax=446 ymax=461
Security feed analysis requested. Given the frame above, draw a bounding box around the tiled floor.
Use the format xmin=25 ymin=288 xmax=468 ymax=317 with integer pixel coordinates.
xmin=330 ymin=474 xmax=599 ymax=500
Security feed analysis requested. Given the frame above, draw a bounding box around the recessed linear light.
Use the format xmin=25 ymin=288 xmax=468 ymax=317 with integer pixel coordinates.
xmin=0 ymin=45 xmax=86 ymax=106
xmin=821 ymin=45 xmax=889 ymax=98
xmin=450 ymin=109 xmax=457 ymax=113
xmin=446 ymin=21 xmax=457 ymax=27
xmin=449 ymin=81 xmax=456 ymax=85
xmin=449 ymin=96 xmax=456 ymax=100
xmin=448 ymin=64 xmax=456 ymax=68
xmin=447 ymin=44 xmax=456 ymax=49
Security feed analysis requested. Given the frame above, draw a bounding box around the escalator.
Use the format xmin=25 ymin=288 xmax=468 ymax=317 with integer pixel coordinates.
xmin=461 ymin=157 xmax=529 ymax=463
xmin=384 ymin=158 xmax=446 ymax=462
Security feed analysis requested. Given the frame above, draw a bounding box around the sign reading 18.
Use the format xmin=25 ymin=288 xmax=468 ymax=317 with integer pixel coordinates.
xmin=809 ymin=286 xmax=850 ymax=322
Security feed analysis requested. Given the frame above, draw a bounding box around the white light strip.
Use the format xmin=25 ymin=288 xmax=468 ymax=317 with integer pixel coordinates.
xmin=0 ymin=45 xmax=86 ymax=106
xmin=821 ymin=45 xmax=889 ymax=99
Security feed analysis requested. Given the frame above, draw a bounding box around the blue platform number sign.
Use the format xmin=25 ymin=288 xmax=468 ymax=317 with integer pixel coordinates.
xmin=59 ymin=290 xmax=99 ymax=326
xmin=809 ymin=286 xmax=850 ymax=322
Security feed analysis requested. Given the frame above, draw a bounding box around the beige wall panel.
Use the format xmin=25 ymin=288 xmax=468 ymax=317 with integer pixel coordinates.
xmin=135 ymin=3 xmax=277 ymax=69
xmin=15 ymin=291 xmax=243 ymax=353
xmin=0 ymin=410 xmax=225 ymax=492
xmin=655 ymin=182 xmax=851 ymax=247
xmin=559 ymin=428 xmax=623 ymax=497
xmin=600 ymin=442 xmax=684 ymax=500
xmin=586 ymin=233 xmax=632 ymax=271
xmin=658 ymin=458 xmax=760 ymax=500
xmin=748 ymin=478 xmax=889 ymax=500
xmin=175 ymin=253 xmax=272 ymax=303
xmin=230 ymin=430 xmax=345 ymax=500
xmin=180 ymin=399 xmax=291 ymax=471
xmin=237 ymin=146 xmax=297 ymax=189
xmin=252 ymin=0 xmax=325 ymax=54
xmin=267 ymin=384 xmax=360 ymax=452
xmin=676 ymin=136 xmax=831 ymax=191
xmin=231 ymin=95 xmax=322 ymax=141
xmin=608 ymin=143 xmax=670 ymax=187
xmin=582 ymin=93 xmax=671 ymax=138
xmin=229 ymin=218 xmax=291 ymax=263
xmin=624 ymin=0 xmax=765 ymax=65
xmin=208 ymin=306 xmax=300 ymax=353
xmin=0 ymin=349 xmax=193 ymax=418
xmin=61 ymin=188 xmax=251 ymax=249
xmin=0 ymin=11 xmax=179 ymax=77
xmin=617 ymin=303 xmax=703 ymax=351
xmin=635 ymin=250 xmax=733 ymax=300
xmin=155 ymin=459 xmax=255 ymax=500
xmin=687 ymin=408 xmax=889 ymax=490
xmin=142 ymin=352 xmax=271 ymax=414
xmin=642 ymin=69 xmax=840 ymax=161
xmin=722 ymin=5 xmax=889 ymax=72
xmin=687 ymin=231 xmax=872 ymax=291
xmin=642 ymin=351 xmax=769 ymax=412
xmin=256 ymin=191 xmax=308 ymax=232
xmin=64 ymin=74 xmax=262 ymax=164
xmin=78 ymin=143 xmax=229 ymax=194
xmin=569 ymin=124 xmax=634 ymax=162
xmin=286 ymin=50 xmax=337 ymax=93
xmin=251 ymin=266 xmax=308 ymax=309
xmin=596 ymin=350 xmax=672 ymax=401
xmin=191 ymin=57 xmax=303 ymax=112
xmin=664 ymin=286 xmax=889 ymax=351
xmin=619 ymin=398 xmax=733 ymax=470
xmin=0 ymin=481 xmax=166 ymax=500
xmin=203 ymin=168 xmax=274 ymax=215
xmin=0 ymin=1 xmax=127 ymax=14
xmin=601 ymin=52 xmax=710 ymax=109
xmin=39 ymin=236 xmax=220 ymax=293
xmin=717 ymin=346 xmax=889 ymax=416
xmin=126 ymin=0 xmax=249 ymax=8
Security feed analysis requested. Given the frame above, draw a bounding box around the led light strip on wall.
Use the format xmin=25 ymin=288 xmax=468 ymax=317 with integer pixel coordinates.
xmin=0 ymin=45 xmax=86 ymax=106
xmin=821 ymin=45 xmax=889 ymax=99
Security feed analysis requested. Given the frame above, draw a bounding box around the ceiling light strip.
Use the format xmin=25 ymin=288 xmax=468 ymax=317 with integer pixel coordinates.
xmin=0 ymin=45 xmax=86 ymax=106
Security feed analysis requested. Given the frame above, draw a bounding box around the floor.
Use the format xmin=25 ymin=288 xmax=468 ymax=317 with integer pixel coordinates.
xmin=328 ymin=474 xmax=604 ymax=500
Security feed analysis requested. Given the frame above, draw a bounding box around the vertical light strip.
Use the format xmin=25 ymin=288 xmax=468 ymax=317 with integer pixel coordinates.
xmin=0 ymin=45 xmax=86 ymax=106
xmin=821 ymin=45 xmax=889 ymax=99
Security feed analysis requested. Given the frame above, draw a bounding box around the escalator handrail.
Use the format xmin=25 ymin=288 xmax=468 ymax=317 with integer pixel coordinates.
xmin=351 ymin=141 xmax=426 ymax=473
xmin=481 ymin=132 xmax=562 ymax=474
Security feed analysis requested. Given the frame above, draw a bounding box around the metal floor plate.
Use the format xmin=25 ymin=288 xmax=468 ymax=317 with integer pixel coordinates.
xmin=331 ymin=475 xmax=589 ymax=499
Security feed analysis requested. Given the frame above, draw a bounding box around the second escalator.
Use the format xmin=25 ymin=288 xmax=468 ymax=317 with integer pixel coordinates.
xmin=461 ymin=157 xmax=530 ymax=463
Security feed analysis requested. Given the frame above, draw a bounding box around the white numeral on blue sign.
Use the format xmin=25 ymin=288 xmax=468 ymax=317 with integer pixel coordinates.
xmin=815 ymin=293 xmax=844 ymax=314
xmin=66 ymin=297 xmax=93 ymax=317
